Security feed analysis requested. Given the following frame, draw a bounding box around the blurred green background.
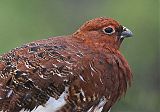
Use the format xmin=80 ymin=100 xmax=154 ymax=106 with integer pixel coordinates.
xmin=0 ymin=0 xmax=159 ymax=112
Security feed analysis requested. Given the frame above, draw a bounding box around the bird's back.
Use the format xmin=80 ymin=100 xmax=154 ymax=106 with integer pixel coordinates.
xmin=0 ymin=36 xmax=82 ymax=111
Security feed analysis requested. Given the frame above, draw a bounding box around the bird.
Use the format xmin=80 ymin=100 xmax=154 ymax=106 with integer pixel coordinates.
xmin=0 ymin=17 xmax=133 ymax=112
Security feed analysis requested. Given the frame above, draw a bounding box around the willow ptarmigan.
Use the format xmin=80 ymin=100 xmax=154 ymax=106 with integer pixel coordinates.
xmin=0 ymin=17 xmax=133 ymax=112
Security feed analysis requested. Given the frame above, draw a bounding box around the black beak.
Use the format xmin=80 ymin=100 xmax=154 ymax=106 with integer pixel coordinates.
xmin=121 ymin=26 xmax=133 ymax=38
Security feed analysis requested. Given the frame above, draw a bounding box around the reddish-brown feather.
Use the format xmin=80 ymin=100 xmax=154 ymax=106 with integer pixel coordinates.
xmin=0 ymin=17 xmax=132 ymax=112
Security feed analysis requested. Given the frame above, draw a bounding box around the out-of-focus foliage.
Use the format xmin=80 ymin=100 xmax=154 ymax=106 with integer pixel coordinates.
xmin=0 ymin=0 xmax=159 ymax=111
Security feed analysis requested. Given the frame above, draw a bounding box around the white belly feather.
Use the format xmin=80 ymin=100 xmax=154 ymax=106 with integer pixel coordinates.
xmin=20 ymin=87 xmax=68 ymax=112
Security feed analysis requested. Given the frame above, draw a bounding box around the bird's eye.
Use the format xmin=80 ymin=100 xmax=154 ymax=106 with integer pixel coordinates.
xmin=103 ymin=26 xmax=115 ymax=35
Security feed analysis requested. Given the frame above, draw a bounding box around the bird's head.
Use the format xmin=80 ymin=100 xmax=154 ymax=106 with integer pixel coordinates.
xmin=73 ymin=17 xmax=133 ymax=49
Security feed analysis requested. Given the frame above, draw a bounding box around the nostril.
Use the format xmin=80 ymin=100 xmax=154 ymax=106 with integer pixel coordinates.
xmin=123 ymin=26 xmax=127 ymax=31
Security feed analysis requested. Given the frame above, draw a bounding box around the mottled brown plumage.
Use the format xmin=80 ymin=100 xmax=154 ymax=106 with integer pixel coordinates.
xmin=0 ymin=17 xmax=132 ymax=112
